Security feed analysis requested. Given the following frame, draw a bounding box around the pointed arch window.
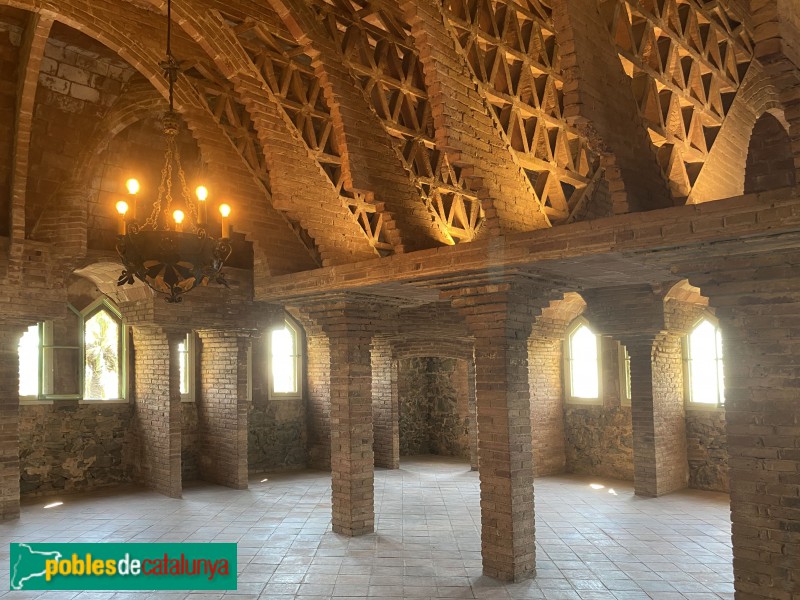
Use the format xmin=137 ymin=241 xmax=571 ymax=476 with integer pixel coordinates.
xmin=685 ymin=317 xmax=725 ymax=407
xmin=268 ymin=319 xmax=302 ymax=399
xmin=18 ymin=299 xmax=126 ymax=402
xmin=565 ymin=318 xmax=602 ymax=404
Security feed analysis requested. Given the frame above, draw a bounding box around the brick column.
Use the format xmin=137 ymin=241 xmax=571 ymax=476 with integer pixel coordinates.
xmin=372 ymin=336 xmax=399 ymax=470
xmin=585 ymin=286 xmax=687 ymax=497
xmin=197 ymin=330 xmax=251 ymax=489
xmin=301 ymin=300 xmax=375 ymax=536
xmin=448 ymin=281 xmax=545 ymax=582
xmin=131 ymin=327 xmax=181 ymax=498
xmin=467 ymin=358 xmax=478 ymax=471
xmin=0 ymin=326 xmax=24 ymax=520
xmin=681 ymin=253 xmax=800 ymax=600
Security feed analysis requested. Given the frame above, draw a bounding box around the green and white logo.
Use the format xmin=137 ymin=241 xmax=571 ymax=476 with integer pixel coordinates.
xmin=10 ymin=543 xmax=237 ymax=591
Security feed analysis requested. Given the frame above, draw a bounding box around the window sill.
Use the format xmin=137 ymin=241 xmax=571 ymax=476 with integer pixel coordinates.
xmin=19 ymin=398 xmax=53 ymax=406
xmin=685 ymin=403 xmax=724 ymax=412
xmin=79 ymin=398 xmax=129 ymax=405
xmin=267 ymin=394 xmax=303 ymax=401
xmin=565 ymin=398 xmax=603 ymax=406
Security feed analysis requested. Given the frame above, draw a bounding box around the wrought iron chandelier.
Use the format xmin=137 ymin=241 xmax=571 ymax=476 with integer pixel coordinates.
xmin=115 ymin=0 xmax=232 ymax=303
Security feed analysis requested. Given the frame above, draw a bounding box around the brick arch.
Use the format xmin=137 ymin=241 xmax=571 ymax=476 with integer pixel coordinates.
xmin=71 ymin=82 xmax=167 ymax=186
xmin=153 ymin=0 xmax=385 ymax=265
xmin=744 ymin=111 xmax=797 ymax=194
xmin=0 ymin=0 xmax=319 ymax=282
xmin=688 ymin=62 xmax=787 ymax=203
xmin=663 ymin=279 xmax=709 ymax=307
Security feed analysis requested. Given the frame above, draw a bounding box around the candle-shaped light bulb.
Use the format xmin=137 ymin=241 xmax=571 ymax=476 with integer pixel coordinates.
xmin=116 ymin=201 xmax=129 ymax=235
xmin=219 ymin=203 xmax=231 ymax=238
xmin=173 ymin=209 xmax=185 ymax=232
xmin=126 ymin=178 xmax=139 ymax=221
xmin=196 ymin=186 xmax=208 ymax=225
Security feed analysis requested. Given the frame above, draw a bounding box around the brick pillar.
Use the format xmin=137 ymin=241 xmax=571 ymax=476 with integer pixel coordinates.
xmin=467 ymin=358 xmax=478 ymax=471
xmin=585 ymin=285 xmax=687 ymax=496
xmin=0 ymin=326 xmax=24 ymax=520
xmin=132 ymin=327 xmax=181 ymax=498
xmin=305 ymin=329 xmax=332 ymax=470
xmin=681 ymin=253 xmax=800 ymax=600
xmin=448 ymin=282 xmax=544 ymax=582
xmin=197 ymin=330 xmax=251 ymax=489
xmin=302 ymin=300 xmax=375 ymax=536
xmin=372 ymin=336 xmax=399 ymax=469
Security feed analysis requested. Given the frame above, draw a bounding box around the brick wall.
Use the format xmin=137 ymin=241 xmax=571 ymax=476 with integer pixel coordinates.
xmin=130 ymin=326 xmax=181 ymax=498
xmin=197 ymin=331 xmax=250 ymax=489
xmin=0 ymin=326 xmax=23 ymax=519
xmin=744 ymin=112 xmax=797 ymax=193
xmin=181 ymin=401 xmax=199 ymax=481
xmin=371 ymin=336 xmax=398 ymax=469
xmin=305 ymin=330 xmax=331 ymax=470
xmin=0 ymin=16 xmax=22 ymax=238
xmin=19 ymin=403 xmax=132 ymax=496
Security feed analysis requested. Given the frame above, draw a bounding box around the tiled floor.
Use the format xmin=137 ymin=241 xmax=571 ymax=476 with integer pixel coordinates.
xmin=0 ymin=457 xmax=733 ymax=600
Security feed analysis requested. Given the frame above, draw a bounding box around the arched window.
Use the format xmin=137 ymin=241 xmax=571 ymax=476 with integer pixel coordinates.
xmin=268 ymin=319 xmax=302 ymax=398
xmin=177 ymin=333 xmax=195 ymax=401
xmin=686 ymin=317 xmax=725 ymax=407
xmin=82 ymin=303 xmax=123 ymax=400
xmin=18 ymin=325 xmax=40 ymax=398
xmin=565 ymin=319 xmax=601 ymax=403
xmin=18 ymin=299 xmax=125 ymax=402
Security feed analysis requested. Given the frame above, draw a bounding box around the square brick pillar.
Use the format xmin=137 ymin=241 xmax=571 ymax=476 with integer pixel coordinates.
xmin=302 ymin=300 xmax=375 ymax=536
xmin=372 ymin=336 xmax=399 ymax=470
xmin=448 ymin=282 xmax=544 ymax=582
xmin=131 ymin=327 xmax=181 ymax=498
xmin=682 ymin=254 xmax=800 ymax=600
xmin=467 ymin=359 xmax=478 ymax=471
xmin=585 ymin=286 xmax=687 ymax=497
xmin=0 ymin=326 xmax=24 ymax=520
xmin=197 ymin=330 xmax=252 ymax=490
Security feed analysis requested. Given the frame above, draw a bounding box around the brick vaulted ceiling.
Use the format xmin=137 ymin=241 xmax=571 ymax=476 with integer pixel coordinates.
xmin=0 ymin=0 xmax=792 ymax=278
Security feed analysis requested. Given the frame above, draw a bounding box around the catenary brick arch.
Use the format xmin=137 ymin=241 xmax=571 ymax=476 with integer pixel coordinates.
xmin=744 ymin=111 xmax=797 ymax=194
xmin=0 ymin=0 xmax=320 ymax=282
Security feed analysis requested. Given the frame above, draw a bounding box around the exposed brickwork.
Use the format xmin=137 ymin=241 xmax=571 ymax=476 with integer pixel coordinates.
xmin=181 ymin=401 xmax=199 ymax=481
xmin=745 ymin=112 xmax=797 ymax=193
xmin=0 ymin=326 xmax=24 ymax=520
xmin=553 ymin=0 xmax=670 ymax=214
xmin=130 ymin=326 xmax=181 ymax=498
xmin=197 ymin=330 xmax=251 ymax=489
xmin=585 ymin=285 xmax=687 ymax=497
xmin=448 ymin=281 xmax=550 ymax=582
xmin=304 ymin=328 xmax=331 ymax=470
xmin=402 ymin=0 xmax=548 ymax=235
xmin=299 ymin=300 xmax=376 ymax=536
xmin=372 ymin=336 xmax=399 ymax=469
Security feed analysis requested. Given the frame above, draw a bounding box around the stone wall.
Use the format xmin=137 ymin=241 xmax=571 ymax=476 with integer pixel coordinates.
xmin=248 ymin=399 xmax=307 ymax=472
xmin=398 ymin=357 xmax=470 ymax=459
xmin=563 ymin=337 xmax=634 ymax=480
xmin=686 ymin=410 xmax=728 ymax=492
xmin=19 ymin=403 xmax=132 ymax=496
